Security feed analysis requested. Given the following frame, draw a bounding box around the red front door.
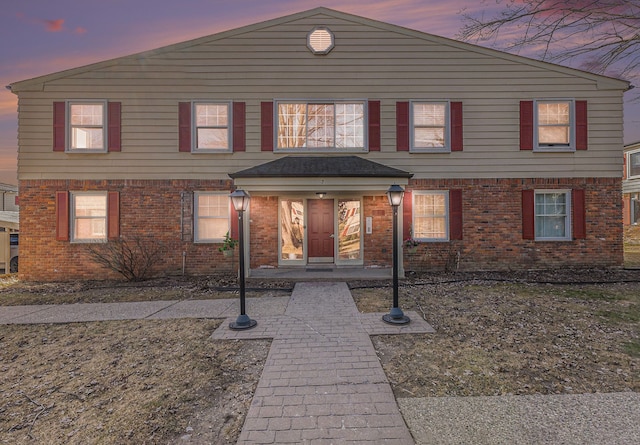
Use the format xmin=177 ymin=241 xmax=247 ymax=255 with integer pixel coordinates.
xmin=308 ymin=199 xmax=334 ymax=262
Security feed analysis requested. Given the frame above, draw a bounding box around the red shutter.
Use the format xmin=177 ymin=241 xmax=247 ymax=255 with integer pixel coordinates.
xmin=368 ymin=100 xmax=381 ymax=151
xmin=575 ymin=100 xmax=588 ymax=150
xmin=56 ymin=191 xmax=69 ymax=241
xmin=108 ymin=191 xmax=120 ymax=240
xmin=572 ymin=189 xmax=586 ymax=239
xmin=261 ymin=101 xmax=274 ymax=151
xmin=396 ymin=102 xmax=410 ymax=151
xmin=178 ymin=102 xmax=191 ymax=152
xmin=53 ymin=102 xmax=66 ymax=152
xmin=449 ymin=189 xmax=463 ymax=240
xmin=522 ymin=189 xmax=535 ymax=239
xmin=232 ymin=102 xmax=246 ymax=152
xmin=450 ymin=102 xmax=463 ymax=152
xmin=402 ymin=189 xmax=412 ymax=240
xmin=520 ymin=101 xmax=534 ymax=150
xmin=230 ymin=202 xmax=239 ymax=240
xmin=107 ymin=102 xmax=121 ymax=152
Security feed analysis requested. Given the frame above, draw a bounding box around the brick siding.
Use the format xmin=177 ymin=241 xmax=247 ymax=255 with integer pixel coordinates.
xmin=18 ymin=177 xmax=622 ymax=281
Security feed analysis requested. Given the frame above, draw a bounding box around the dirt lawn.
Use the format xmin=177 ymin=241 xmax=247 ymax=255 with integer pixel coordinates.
xmin=1 ymin=270 xmax=639 ymax=444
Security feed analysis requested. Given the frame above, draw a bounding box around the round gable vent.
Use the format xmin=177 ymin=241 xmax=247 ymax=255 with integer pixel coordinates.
xmin=307 ymin=27 xmax=334 ymax=55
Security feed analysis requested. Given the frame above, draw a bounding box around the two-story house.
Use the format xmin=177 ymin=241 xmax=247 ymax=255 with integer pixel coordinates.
xmin=9 ymin=8 xmax=630 ymax=281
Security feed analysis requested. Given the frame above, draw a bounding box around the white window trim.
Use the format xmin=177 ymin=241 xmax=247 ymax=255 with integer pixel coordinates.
xmin=194 ymin=191 xmax=230 ymax=243
xmin=192 ymin=101 xmax=232 ymax=153
xmin=66 ymin=100 xmax=108 ymax=153
xmin=534 ymin=99 xmax=576 ymax=152
xmin=627 ymin=149 xmax=640 ymax=179
xmin=412 ymin=190 xmax=449 ymax=242
xmin=410 ymin=100 xmax=451 ymax=153
xmin=274 ymin=99 xmax=368 ymax=153
xmin=70 ymin=191 xmax=108 ymax=243
xmin=534 ymin=189 xmax=572 ymax=241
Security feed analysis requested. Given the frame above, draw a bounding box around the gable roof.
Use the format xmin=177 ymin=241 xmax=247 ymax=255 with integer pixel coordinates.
xmin=230 ymin=156 xmax=413 ymax=179
xmin=9 ymin=7 xmax=630 ymax=93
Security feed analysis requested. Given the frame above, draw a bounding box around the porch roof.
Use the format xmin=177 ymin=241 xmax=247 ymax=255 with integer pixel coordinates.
xmin=229 ymin=156 xmax=413 ymax=179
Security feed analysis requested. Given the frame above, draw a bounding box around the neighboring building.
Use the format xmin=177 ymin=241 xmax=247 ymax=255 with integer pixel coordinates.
xmin=8 ymin=8 xmax=631 ymax=281
xmin=0 ymin=183 xmax=18 ymax=212
xmin=623 ymin=141 xmax=640 ymax=238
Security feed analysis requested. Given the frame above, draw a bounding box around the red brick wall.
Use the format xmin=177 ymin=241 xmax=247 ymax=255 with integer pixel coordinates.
xmin=404 ymin=177 xmax=623 ymax=272
xmin=18 ymin=177 xmax=622 ymax=281
xmin=248 ymin=196 xmax=279 ymax=269
xmin=19 ymin=179 xmax=236 ymax=281
xmin=363 ymin=195 xmax=393 ymax=267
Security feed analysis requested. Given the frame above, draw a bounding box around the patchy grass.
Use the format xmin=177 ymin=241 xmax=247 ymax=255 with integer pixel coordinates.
xmin=354 ymin=279 xmax=640 ymax=398
xmin=0 ymin=319 xmax=269 ymax=444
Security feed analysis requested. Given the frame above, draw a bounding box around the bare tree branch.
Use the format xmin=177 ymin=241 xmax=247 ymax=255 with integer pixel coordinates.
xmin=458 ymin=0 xmax=640 ymax=85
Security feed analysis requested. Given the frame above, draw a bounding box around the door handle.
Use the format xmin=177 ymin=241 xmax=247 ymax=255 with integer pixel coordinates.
xmin=329 ymin=234 xmax=335 ymax=238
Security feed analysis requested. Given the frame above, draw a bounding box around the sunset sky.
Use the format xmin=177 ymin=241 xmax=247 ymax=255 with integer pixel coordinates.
xmin=1 ymin=0 xmax=639 ymax=186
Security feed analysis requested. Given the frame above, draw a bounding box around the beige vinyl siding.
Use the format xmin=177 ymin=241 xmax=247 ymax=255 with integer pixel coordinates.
xmin=14 ymin=11 xmax=627 ymax=181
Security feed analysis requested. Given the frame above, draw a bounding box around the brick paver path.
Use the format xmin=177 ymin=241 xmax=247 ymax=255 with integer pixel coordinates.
xmin=212 ymin=281 xmax=434 ymax=444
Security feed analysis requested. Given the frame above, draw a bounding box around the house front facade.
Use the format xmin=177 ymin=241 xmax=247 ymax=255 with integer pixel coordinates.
xmin=10 ymin=8 xmax=630 ymax=281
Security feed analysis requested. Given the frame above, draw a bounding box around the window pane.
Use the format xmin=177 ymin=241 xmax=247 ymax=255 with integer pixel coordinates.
xmin=278 ymin=103 xmax=307 ymax=148
xmin=338 ymin=200 xmax=361 ymax=260
xmin=195 ymin=104 xmax=228 ymax=126
xmin=414 ymin=193 xmax=447 ymax=239
xmin=197 ymin=128 xmax=228 ymax=149
xmin=538 ymin=102 xmax=570 ymax=145
xmin=538 ymin=102 xmax=569 ymax=125
xmin=75 ymin=195 xmax=107 ymax=217
xmin=630 ymin=153 xmax=640 ymax=177
xmin=414 ymin=103 xmax=445 ymax=126
xmin=196 ymin=194 xmax=228 ymax=241
xmin=73 ymin=194 xmax=107 ymax=241
xmin=72 ymin=127 xmax=104 ymax=149
xmin=70 ymin=104 xmax=103 ymax=126
xmin=281 ymin=200 xmax=304 ymax=260
xmin=539 ymin=126 xmax=570 ymax=144
xmin=198 ymin=219 xmax=228 ymax=240
xmin=415 ymin=128 xmax=445 ymax=148
xmin=535 ymin=192 xmax=568 ymax=239
xmin=307 ymin=104 xmax=334 ymax=147
xmin=75 ymin=219 xmax=106 ymax=239
xmin=336 ymin=104 xmax=364 ymax=148
xmin=198 ymin=195 xmax=226 ymax=217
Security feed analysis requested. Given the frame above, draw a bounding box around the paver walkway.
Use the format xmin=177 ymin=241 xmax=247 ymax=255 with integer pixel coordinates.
xmin=212 ymin=281 xmax=435 ymax=444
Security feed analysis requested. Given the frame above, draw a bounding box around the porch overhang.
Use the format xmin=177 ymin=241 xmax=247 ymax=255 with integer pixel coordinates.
xmin=229 ymin=156 xmax=413 ymax=192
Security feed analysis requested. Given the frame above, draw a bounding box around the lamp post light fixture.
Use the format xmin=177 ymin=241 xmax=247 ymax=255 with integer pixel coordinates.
xmin=228 ymin=189 xmax=257 ymax=330
xmin=383 ymin=184 xmax=411 ymax=325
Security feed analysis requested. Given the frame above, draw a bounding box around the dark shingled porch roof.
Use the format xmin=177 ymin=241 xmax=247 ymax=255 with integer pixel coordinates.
xmin=229 ymin=156 xmax=413 ymax=178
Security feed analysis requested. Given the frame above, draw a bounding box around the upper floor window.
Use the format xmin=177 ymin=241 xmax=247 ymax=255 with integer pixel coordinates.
xmin=413 ymin=191 xmax=449 ymax=241
xmin=276 ymin=101 xmax=365 ymax=151
xmin=535 ymin=190 xmax=571 ymax=241
xmin=194 ymin=192 xmax=230 ymax=242
xmin=71 ymin=192 xmax=107 ymax=242
xmin=411 ymin=101 xmax=449 ymax=151
xmin=535 ymin=100 xmax=573 ymax=150
xmin=194 ymin=102 xmax=230 ymax=151
xmin=69 ymin=102 xmax=107 ymax=151
xmin=628 ymin=150 xmax=640 ymax=179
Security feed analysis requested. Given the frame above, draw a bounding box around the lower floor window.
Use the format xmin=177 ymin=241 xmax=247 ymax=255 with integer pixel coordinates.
xmin=195 ymin=192 xmax=229 ymax=242
xmin=535 ymin=191 xmax=571 ymax=240
xmin=72 ymin=192 xmax=107 ymax=241
xmin=413 ymin=191 xmax=448 ymax=241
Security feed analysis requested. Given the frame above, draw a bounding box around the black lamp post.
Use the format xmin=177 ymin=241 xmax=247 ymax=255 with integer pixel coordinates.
xmin=382 ymin=184 xmax=411 ymax=325
xmin=229 ymin=189 xmax=257 ymax=330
